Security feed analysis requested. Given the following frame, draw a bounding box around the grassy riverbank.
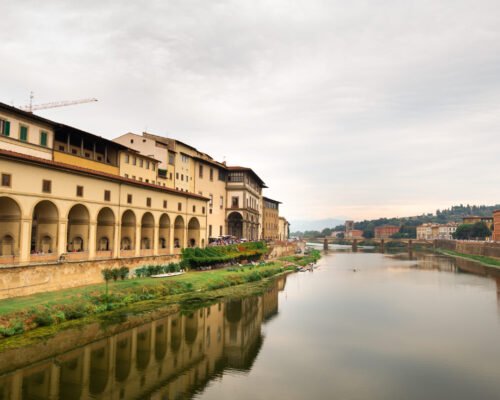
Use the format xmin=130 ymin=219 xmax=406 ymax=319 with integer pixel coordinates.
xmin=0 ymin=249 xmax=321 ymax=341
xmin=437 ymin=249 xmax=500 ymax=269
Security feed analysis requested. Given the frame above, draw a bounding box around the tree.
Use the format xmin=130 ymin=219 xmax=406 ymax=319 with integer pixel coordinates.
xmin=471 ymin=222 xmax=491 ymax=240
xmin=453 ymin=224 xmax=473 ymax=240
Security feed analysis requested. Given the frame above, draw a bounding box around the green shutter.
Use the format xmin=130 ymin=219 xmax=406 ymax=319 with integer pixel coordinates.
xmin=20 ymin=126 xmax=28 ymax=141
xmin=4 ymin=120 xmax=10 ymax=136
xmin=40 ymin=131 xmax=47 ymax=146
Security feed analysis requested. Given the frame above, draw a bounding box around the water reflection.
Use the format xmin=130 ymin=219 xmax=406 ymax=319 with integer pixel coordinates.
xmin=0 ymin=275 xmax=286 ymax=400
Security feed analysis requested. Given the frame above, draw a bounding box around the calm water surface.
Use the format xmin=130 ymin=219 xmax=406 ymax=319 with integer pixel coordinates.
xmin=1 ymin=250 xmax=500 ymax=399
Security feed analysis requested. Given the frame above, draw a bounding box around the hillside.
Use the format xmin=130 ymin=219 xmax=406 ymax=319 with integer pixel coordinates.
xmin=291 ymin=204 xmax=500 ymax=238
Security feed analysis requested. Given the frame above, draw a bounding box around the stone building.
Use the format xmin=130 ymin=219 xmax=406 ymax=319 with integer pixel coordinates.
xmin=416 ymin=223 xmax=458 ymax=240
xmin=493 ymin=210 xmax=500 ymax=242
xmin=262 ymin=197 xmax=281 ymax=241
xmin=278 ymin=217 xmax=290 ymax=241
xmin=374 ymin=225 xmax=400 ymax=239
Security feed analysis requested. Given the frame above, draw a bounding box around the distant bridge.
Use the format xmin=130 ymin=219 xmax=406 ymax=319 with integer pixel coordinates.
xmin=311 ymin=237 xmax=436 ymax=251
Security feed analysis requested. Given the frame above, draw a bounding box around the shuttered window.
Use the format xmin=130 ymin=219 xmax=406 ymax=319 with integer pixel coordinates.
xmin=0 ymin=119 xmax=10 ymax=136
xmin=40 ymin=131 xmax=48 ymax=146
xmin=20 ymin=125 xmax=28 ymax=141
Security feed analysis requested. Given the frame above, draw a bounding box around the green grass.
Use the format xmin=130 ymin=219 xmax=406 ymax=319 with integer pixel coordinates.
xmin=438 ymin=249 xmax=500 ymax=269
xmin=0 ymin=260 xmax=300 ymax=340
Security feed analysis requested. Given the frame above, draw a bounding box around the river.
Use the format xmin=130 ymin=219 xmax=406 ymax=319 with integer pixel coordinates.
xmin=1 ymin=249 xmax=500 ymax=399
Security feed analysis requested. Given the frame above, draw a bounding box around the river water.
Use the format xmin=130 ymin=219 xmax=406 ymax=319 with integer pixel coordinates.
xmin=1 ymin=249 xmax=500 ymax=399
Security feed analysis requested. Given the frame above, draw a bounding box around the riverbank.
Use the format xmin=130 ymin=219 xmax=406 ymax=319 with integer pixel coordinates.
xmin=0 ymin=249 xmax=321 ymax=344
xmin=436 ymin=249 xmax=500 ymax=269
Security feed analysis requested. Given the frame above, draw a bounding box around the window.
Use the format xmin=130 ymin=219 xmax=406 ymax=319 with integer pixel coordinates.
xmin=192 ymin=205 xmax=196 ymax=212
xmin=58 ymin=145 xmax=64 ymax=151
xmin=169 ymin=173 xmax=173 ymax=180
xmin=168 ymin=152 xmax=175 ymax=165
xmin=218 ymin=169 xmax=227 ymax=182
xmin=104 ymin=190 xmax=111 ymax=201
xmin=76 ymin=186 xmax=84 ymax=197
xmin=228 ymin=172 xmax=244 ymax=182
xmin=163 ymin=200 xmax=167 ymax=209
xmin=124 ymin=173 xmax=129 ymax=178
xmin=181 ymin=174 xmax=184 ymax=181
xmin=146 ymin=161 xmax=150 ymax=169
xmin=19 ymin=125 xmax=28 ymax=141
xmin=152 ymin=164 xmax=156 ymax=171
xmin=202 ymin=206 xmax=205 ymax=214
xmin=72 ymin=149 xmax=77 ymax=154
xmin=199 ymin=165 xmax=203 ymax=178
xmin=176 ymin=172 xmax=179 ymax=180
xmin=0 ymin=119 xmax=10 ymax=136
xmin=178 ymin=202 xmax=182 ymax=211
xmin=209 ymin=168 xmax=213 ymax=181
xmin=232 ymin=196 xmax=239 ymax=208
xmin=42 ymin=180 xmax=51 ymax=193
xmin=1 ymin=173 xmax=11 ymax=187
xmin=181 ymin=154 xmax=188 ymax=163
xmin=40 ymin=131 xmax=48 ymax=147
xmin=125 ymin=154 xmax=129 ymax=163
xmin=85 ymin=152 xmax=91 ymax=158
xmin=147 ymin=197 xmax=152 ymax=207
xmin=139 ymin=159 xmax=143 ymax=168
xmin=132 ymin=157 xmax=136 ymax=166
xmin=139 ymin=177 xmax=143 ymax=182
xmin=209 ymin=194 xmax=213 ymax=207
xmin=127 ymin=194 xmax=133 ymax=204
xmin=209 ymin=225 xmax=213 ymax=236
xmin=220 ymin=196 xmax=224 ymax=209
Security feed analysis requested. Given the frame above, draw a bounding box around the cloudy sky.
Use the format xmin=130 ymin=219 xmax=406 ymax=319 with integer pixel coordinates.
xmin=2 ymin=0 xmax=500 ymax=227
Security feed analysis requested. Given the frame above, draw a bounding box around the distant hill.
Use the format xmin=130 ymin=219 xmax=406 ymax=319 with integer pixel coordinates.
xmin=291 ymin=204 xmax=500 ymax=238
xmin=289 ymin=218 xmax=344 ymax=233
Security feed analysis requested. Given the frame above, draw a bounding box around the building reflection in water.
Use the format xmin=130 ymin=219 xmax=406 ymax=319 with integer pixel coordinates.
xmin=0 ymin=275 xmax=286 ymax=400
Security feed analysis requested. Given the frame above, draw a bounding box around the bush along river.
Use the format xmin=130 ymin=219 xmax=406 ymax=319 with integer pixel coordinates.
xmin=1 ymin=247 xmax=500 ymax=399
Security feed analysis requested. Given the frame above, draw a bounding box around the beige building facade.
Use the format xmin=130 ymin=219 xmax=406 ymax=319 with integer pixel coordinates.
xmin=262 ymin=197 xmax=280 ymax=240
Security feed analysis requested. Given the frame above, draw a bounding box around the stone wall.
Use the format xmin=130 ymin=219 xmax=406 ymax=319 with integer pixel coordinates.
xmin=267 ymin=241 xmax=302 ymax=259
xmin=0 ymin=254 xmax=180 ymax=300
xmin=436 ymin=240 xmax=500 ymax=259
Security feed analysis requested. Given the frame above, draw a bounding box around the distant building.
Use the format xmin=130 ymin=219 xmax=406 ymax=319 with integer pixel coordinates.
xmin=346 ymin=229 xmax=364 ymax=239
xmin=278 ymin=217 xmax=289 ymax=241
xmin=462 ymin=216 xmax=493 ymax=230
xmin=330 ymin=231 xmax=344 ymax=238
xmin=493 ymin=211 xmax=500 ymax=242
xmin=374 ymin=225 xmax=400 ymax=239
xmin=345 ymin=220 xmax=354 ymax=232
xmin=417 ymin=223 xmax=458 ymax=240
xmin=262 ymin=197 xmax=281 ymax=241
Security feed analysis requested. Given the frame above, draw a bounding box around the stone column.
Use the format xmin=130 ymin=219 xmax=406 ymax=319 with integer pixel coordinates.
xmin=169 ymin=224 xmax=175 ymax=254
xmin=183 ymin=226 xmax=188 ymax=249
xmin=49 ymin=363 xmax=60 ymax=399
xmin=89 ymin=220 xmax=97 ymax=259
xmin=58 ymin=219 xmax=68 ymax=256
xmin=153 ymin=224 xmax=159 ymax=256
xmin=113 ymin=222 xmax=120 ymax=258
xmin=19 ymin=218 xmax=32 ymax=263
xmin=135 ymin=224 xmax=141 ymax=257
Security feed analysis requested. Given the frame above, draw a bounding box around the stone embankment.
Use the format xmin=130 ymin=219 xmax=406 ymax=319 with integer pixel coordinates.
xmin=0 ymin=242 xmax=301 ymax=300
xmin=435 ymin=240 xmax=500 ymax=259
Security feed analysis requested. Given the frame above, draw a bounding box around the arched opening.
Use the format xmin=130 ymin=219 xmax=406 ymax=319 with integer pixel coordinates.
xmin=31 ymin=200 xmax=58 ymax=255
xmin=96 ymin=208 xmax=115 ymax=253
xmin=115 ymin=333 xmax=132 ymax=382
xmin=59 ymin=353 xmax=84 ymax=400
xmin=187 ymin=217 xmax=200 ymax=248
xmin=140 ymin=212 xmax=154 ymax=250
xmin=228 ymin=212 xmax=243 ymax=239
xmin=136 ymin=326 xmax=152 ymax=371
xmin=0 ymin=197 xmax=21 ymax=258
xmin=89 ymin=342 xmax=109 ymax=395
xmin=170 ymin=317 xmax=181 ymax=353
xmin=67 ymin=204 xmax=90 ymax=253
xmin=173 ymin=216 xmax=185 ymax=249
xmin=184 ymin=313 xmax=199 ymax=345
xmin=22 ymin=365 xmax=51 ymax=399
xmin=155 ymin=321 xmax=168 ymax=361
xmin=121 ymin=210 xmax=136 ymax=251
xmin=159 ymin=214 xmax=170 ymax=252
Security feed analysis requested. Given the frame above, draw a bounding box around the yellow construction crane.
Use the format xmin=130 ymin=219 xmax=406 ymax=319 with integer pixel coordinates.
xmin=19 ymin=92 xmax=98 ymax=113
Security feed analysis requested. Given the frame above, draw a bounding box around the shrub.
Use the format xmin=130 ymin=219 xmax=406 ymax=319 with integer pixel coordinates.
xmin=102 ymin=268 xmax=113 ymax=282
xmin=119 ymin=266 xmax=129 ymax=280
xmin=111 ymin=269 xmax=120 ymax=281
xmin=0 ymin=320 xmax=24 ymax=337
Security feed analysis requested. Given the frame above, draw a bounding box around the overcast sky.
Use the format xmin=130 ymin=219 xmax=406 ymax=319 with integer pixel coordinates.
xmin=2 ymin=0 xmax=500 ymax=225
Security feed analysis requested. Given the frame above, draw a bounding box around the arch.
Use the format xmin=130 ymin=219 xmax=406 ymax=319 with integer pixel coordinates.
xmin=170 ymin=317 xmax=182 ymax=353
xmin=67 ymin=204 xmax=90 ymax=252
xmin=59 ymin=354 xmax=84 ymax=400
xmin=140 ymin=212 xmax=154 ymax=250
xmin=115 ymin=334 xmax=132 ymax=382
xmin=31 ymin=200 xmax=58 ymax=255
xmin=136 ymin=327 xmax=152 ymax=371
xmin=89 ymin=343 xmax=109 ymax=395
xmin=187 ymin=217 xmax=200 ymax=248
xmin=159 ymin=214 xmax=170 ymax=250
xmin=121 ymin=210 xmax=136 ymax=250
xmin=184 ymin=313 xmax=198 ymax=345
xmin=96 ymin=207 xmax=115 ymax=252
xmin=155 ymin=321 xmax=168 ymax=361
xmin=228 ymin=212 xmax=243 ymax=239
xmin=173 ymin=216 xmax=185 ymax=249
xmin=0 ymin=197 xmax=21 ymax=257
xmin=225 ymin=299 xmax=242 ymax=323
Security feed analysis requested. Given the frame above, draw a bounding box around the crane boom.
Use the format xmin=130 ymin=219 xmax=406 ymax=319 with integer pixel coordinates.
xmin=19 ymin=98 xmax=98 ymax=112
